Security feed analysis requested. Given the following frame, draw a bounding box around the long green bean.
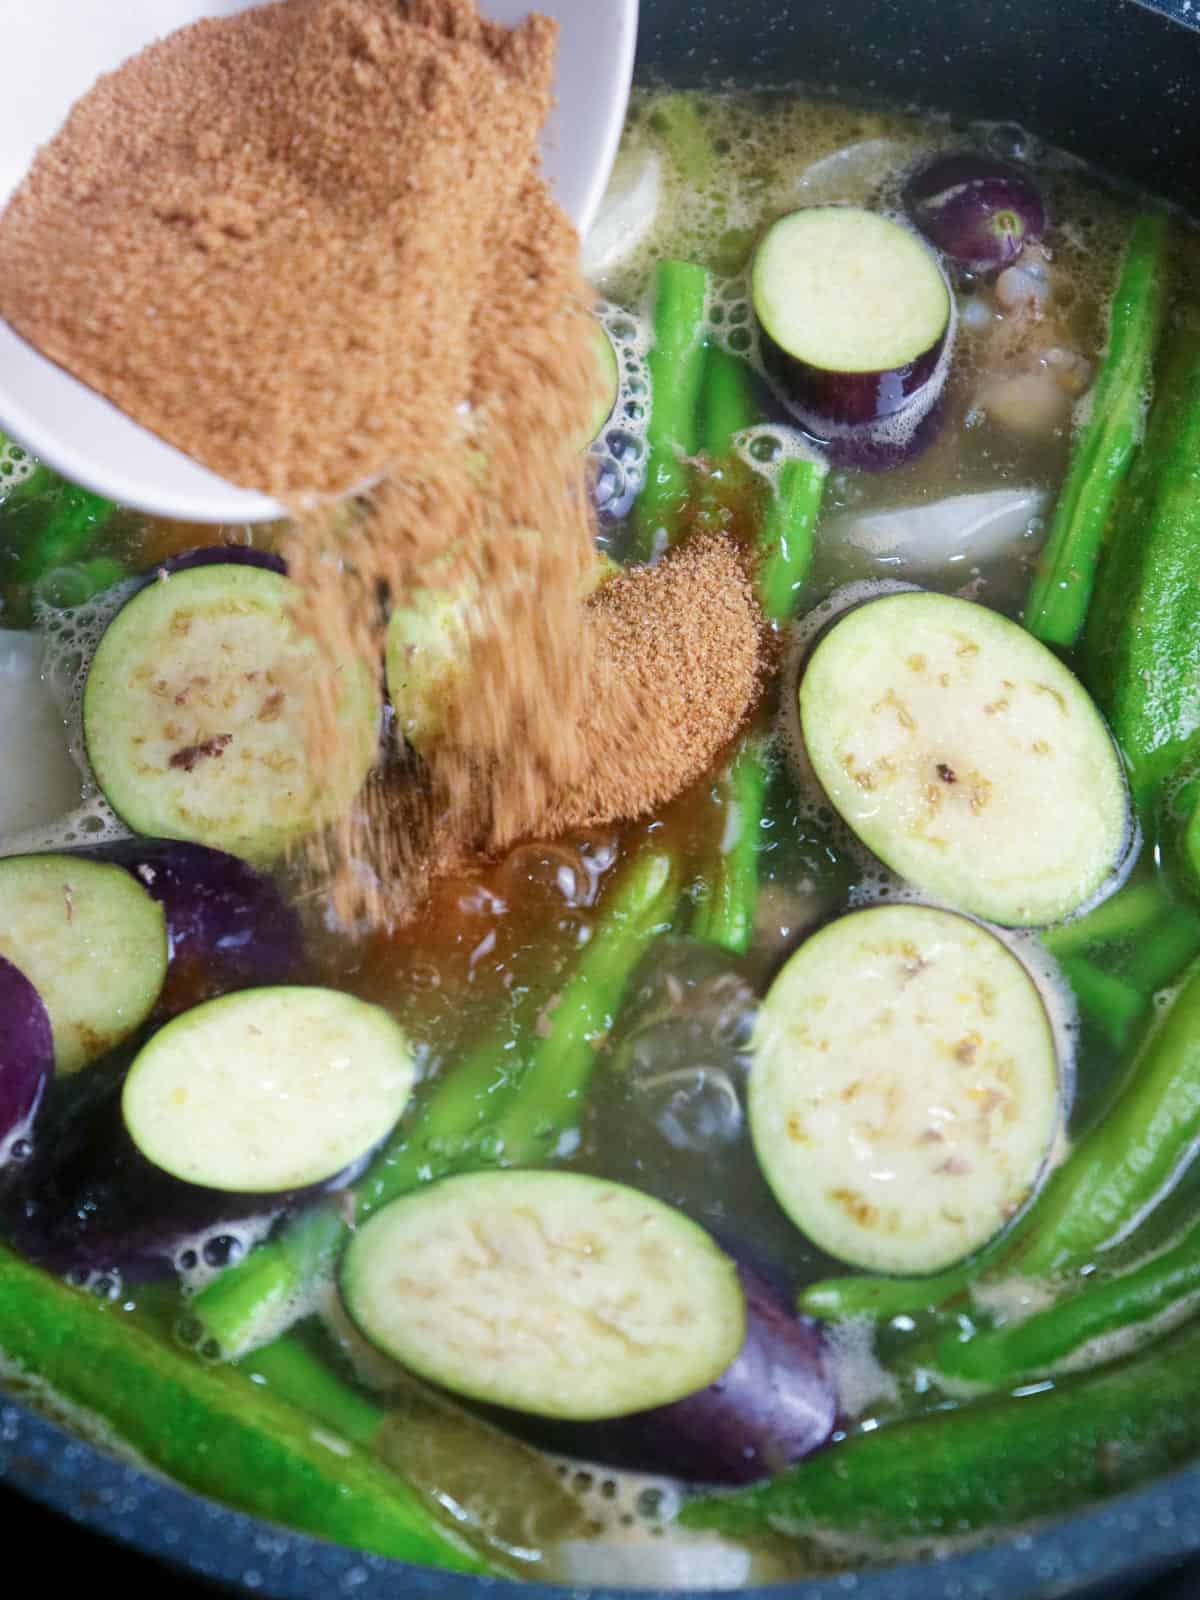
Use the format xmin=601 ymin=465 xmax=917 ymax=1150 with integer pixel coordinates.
xmin=935 ymin=1216 xmax=1200 ymax=1384
xmin=756 ymin=456 xmax=828 ymax=624
xmin=1014 ymin=954 xmax=1200 ymax=1278
xmin=1059 ymin=955 xmax=1145 ymax=1053
xmin=700 ymin=345 xmax=757 ymax=459
xmin=683 ymin=1308 xmax=1200 ymax=1543
xmin=190 ymin=845 xmax=679 ymax=1358
xmin=1084 ymin=320 xmax=1200 ymax=801
xmin=0 ymin=1246 xmax=489 ymax=1572
xmin=1024 ymin=212 xmax=1168 ymax=648
xmin=692 ymin=741 xmax=769 ymax=955
xmin=632 ymin=260 xmax=711 ymax=559
xmin=1041 ymin=877 xmax=1167 ymax=960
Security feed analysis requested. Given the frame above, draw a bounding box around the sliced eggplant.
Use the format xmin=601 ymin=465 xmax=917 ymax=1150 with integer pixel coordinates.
xmin=341 ymin=1170 xmax=746 ymax=1422
xmin=799 ymin=591 xmax=1129 ymax=926
xmin=93 ymin=839 xmax=304 ymax=1015
xmin=0 ymin=955 xmax=53 ymax=1168
xmin=82 ymin=563 xmax=380 ymax=861
xmin=385 ymin=575 xmax=476 ymax=753
xmin=903 ymin=152 xmax=1046 ymax=274
xmin=585 ymin=322 xmax=621 ymax=446
xmin=752 ymin=207 xmax=951 ymax=428
xmin=750 ymin=905 xmax=1060 ymax=1275
xmin=150 ymin=546 xmax=287 ymax=580
xmin=122 ymin=986 xmax=415 ymax=1194
xmin=5 ymin=1071 xmax=282 ymax=1282
xmin=505 ymin=1262 xmax=836 ymax=1485
xmin=0 ymin=854 xmax=167 ymax=1074
xmin=385 ymin=549 xmax=613 ymax=752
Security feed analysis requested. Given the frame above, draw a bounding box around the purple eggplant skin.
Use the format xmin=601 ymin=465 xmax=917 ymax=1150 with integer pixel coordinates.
xmin=903 ymin=153 xmax=1047 ymax=273
xmin=499 ymin=1264 xmax=837 ymax=1486
xmin=150 ymin=546 xmax=287 ymax=580
xmin=761 ymin=322 xmax=946 ymax=430
xmin=86 ymin=840 xmax=304 ymax=1018
xmin=759 ymin=382 xmax=945 ymax=476
xmin=0 ymin=956 xmax=53 ymax=1171
xmin=819 ymin=394 xmax=946 ymax=474
xmin=1 ymin=1072 xmax=285 ymax=1283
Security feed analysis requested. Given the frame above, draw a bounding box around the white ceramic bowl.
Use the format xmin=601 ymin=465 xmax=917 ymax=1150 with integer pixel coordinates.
xmin=0 ymin=0 xmax=637 ymax=522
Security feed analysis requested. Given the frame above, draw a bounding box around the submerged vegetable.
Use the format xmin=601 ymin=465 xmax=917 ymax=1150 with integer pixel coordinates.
xmin=518 ymin=1263 xmax=836 ymax=1485
xmin=189 ymin=845 xmax=680 ymax=1357
xmin=586 ymin=322 xmax=621 ymax=444
xmin=753 ymin=207 xmax=950 ymax=430
xmin=755 ymin=457 xmax=828 ymax=624
xmin=0 ymin=956 xmax=52 ymax=1170
xmin=692 ymin=741 xmax=769 ymax=957
xmin=0 ymin=630 xmax=81 ymax=839
xmin=1084 ymin=325 xmax=1200 ymax=801
xmin=903 ymin=152 xmax=1046 ymax=272
xmin=692 ymin=350 xmax=826 ymax=958
xmin=835 ymin=486 xmax=1046 ymax=574
xmin=797 ymin=1240 xmax=1008 ymax=1324
xmin=799 ymin=591 xmax=1130 ymax=927
xmin=1024 ymin=212 xmax=1168 ymax=649
xmin=343 ymin=1170 xmax=746 ymax=1421
xmin=152 ymin=545 xmax=287 ymax=579
xmin=7 ymin=1075 xmax=278 ymax=1282
xmin=83 ymin=562 xmax=380 ymax=861
xmin=0 ymin=1243 xmax=490 ymax=1572
xmin=33 ymin=555 xmax=129 ymax=610
xmin=1 ymin=454 xmax=116 ymax=626
xmin=0 ymin=853 xmax=167 ymax=1074
xmin=1009 ymin=954 xmax=1200 ymax=1279
xmin=935 ymin=1212 xmax=1200 ymax=1384
xmin=632 ymin=259 xmax=711 ymax=558
xmin=123 ymin=987 xmax=415 ymax=1194
xmin=93 ymin=837 xmax=304 ymax=1012
xmin=750 ymin=905 xmax=1060 ymax=1274
xmin=683 ymin=1309 xmax=1200 ymax=1543
xmin=582 ymin=145 xmax=664 ymax=282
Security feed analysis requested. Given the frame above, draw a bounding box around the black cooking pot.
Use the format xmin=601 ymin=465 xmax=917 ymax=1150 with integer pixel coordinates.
xmin=4 ymin=1 xmax=1200 ymax=1595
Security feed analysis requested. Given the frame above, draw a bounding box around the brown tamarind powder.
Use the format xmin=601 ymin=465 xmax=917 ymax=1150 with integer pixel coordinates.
xmin=0 ymin=0 xmax=762 ymax=925
xmin=0 ymin=0 xmax=564 ymax=501
xmin=508 ymin=534 xmax=764 ymax=847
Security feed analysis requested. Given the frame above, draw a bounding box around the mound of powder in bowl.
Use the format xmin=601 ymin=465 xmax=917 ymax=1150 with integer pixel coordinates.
xmin=0 ymin=0 xmax=568 ymax=500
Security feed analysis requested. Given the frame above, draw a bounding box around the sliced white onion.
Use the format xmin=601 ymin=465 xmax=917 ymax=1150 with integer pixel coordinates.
xmin=786 ymin=138 xmax=910 ymax=207
xmin=833 ymin=486 xmax=1047 ymax=573
xmin=582 ymin=147 xmax=664 ymax=283
xmin=0 ymin=630 xmax=81 ymax=840
xmin=553 ymin=1534 xmax=753 ymax=1590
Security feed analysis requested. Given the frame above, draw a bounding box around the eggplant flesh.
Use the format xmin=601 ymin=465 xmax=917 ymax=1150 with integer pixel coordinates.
xmin=3 ymin=1074 xmax=285 ymax=1284
xmin=498 ymin=1264 xmax=837 ymax=1486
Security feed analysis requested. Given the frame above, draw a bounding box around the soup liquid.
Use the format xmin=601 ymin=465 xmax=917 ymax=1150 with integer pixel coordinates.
xmin=4 ymin=87 xmax=1200 ymax=1585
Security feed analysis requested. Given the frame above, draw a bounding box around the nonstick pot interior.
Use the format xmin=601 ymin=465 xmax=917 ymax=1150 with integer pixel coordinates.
xmin=4 ymin=1 xmax=1200 ymax=1596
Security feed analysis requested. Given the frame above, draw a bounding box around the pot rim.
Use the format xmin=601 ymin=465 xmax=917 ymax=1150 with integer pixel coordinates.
xmin=2 ymin=1396 xmax=1198 ymax=1599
